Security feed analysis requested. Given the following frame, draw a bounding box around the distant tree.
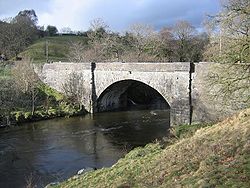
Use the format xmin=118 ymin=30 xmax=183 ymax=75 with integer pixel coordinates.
xmin=159 ymin=27 xmax=176 ymax=61
xmin=75 ymin=18 xmax=112 ymax=62
xmin=191 ymin=32 xmax=209 ymax=62
xmin=172 ymin=20 xmax=197 ymax=62
xmin=13 ymin=9 xmax=38 ymax=27
xmin=0 ymin=21 xmax=37 ymax=59
xmin=68 ymin=41 xmax=86 ymax=62
xmin=61 ymin=27 xmax=73 ymax=34
xmin=37 ymin=25 xmax=46 ymax=38
xmin=105 ymin=33 xmax=126 ymax=61
xmin=89 ymin=18 xmax=109 ymax=34
xmin=45 ymin=25 xmax=58 ymax=36
xmin=67 ymin=19 xmax=207 ymax=63
xmin=0 ymin=10 xmax=38 ymax=59
xmin=125 ymin=23 xmax=162 ymax=62
xmin=158 ymin=20 xmax=208 ymax=62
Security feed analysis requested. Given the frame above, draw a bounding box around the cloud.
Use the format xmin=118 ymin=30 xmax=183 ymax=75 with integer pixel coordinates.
xmin=38 ymin=0 xmax=97 ymax=31
xmin=0 ymin=0 xmax=220 ymax=31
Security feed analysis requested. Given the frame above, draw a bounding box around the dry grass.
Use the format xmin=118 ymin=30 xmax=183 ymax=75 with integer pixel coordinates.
xmin=51 ymin=109 xmax=250 ymax=188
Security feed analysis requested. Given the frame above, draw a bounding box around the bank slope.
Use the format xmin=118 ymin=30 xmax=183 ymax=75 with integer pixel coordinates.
xmin=55 ymin=109 xmax=250 ymax=188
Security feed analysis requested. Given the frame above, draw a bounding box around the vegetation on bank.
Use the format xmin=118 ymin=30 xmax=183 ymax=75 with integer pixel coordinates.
xmin=51 ymin=108 xmax=250 ymax=188
xmin=9 ymin=84 xmax=85 ymax=124
xmin=0 ymin=81 xmax=86 ymax=126
xmin=9 ymin=103 xmax=84 ymax=125
xmin=0 ymin=60 xmax=86 ymax=127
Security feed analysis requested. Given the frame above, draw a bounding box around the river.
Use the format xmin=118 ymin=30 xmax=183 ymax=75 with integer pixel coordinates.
xmin=0 ymin=110 xmax=170 ymax=188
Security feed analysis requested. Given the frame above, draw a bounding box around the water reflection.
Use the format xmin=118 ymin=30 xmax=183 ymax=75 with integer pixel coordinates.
xmin=0 ymin=110 xmax=169 ymax=188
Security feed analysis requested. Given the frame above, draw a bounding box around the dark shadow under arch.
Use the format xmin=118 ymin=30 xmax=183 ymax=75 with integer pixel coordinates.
xmin=96 ymin=79 xmax=170 ymax=112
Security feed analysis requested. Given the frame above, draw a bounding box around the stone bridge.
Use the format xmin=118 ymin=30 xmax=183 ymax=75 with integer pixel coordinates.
xmin=38 ymin=62 xmax=218 ymax=125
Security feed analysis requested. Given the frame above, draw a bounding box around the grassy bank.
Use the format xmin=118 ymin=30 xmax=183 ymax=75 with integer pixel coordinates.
xmin=51 ymin=108 xmax=250 ymax=188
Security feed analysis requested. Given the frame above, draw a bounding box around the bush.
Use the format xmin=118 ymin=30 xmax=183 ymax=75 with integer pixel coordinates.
xmin=34 ymin=110 xmax=47 ymax=118
xmin=24 ymin=112 xmax=32 ymax=119
xmin=48 ymin=107 xmax=57 ymax=116
xmin=59 ymin=102 xmax=79 ymax=116
xmin=13 ymin=111 xmax=24 ymax=121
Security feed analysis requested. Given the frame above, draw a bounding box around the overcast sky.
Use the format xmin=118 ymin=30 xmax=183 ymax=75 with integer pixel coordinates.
xmin=0 ymin=0 xmax=221 ymax=32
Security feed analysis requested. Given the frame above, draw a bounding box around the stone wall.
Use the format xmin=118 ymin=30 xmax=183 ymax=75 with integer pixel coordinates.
xmin=40 ymin=63 xmax=93 ymax=111
xmin=191 ymin=62 xmax=242 ymax=123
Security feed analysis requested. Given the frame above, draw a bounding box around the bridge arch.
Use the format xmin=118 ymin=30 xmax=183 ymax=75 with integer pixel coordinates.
xmin=96 ymin=79 xmax=170 ymax=112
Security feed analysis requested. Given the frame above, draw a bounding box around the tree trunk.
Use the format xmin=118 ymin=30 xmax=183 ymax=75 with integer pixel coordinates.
xmin=45 ymin=96 xmax=49 ymax=113
xmin=31 ymin=89 xmax=35 ymax=115
xmin=6 ymin=115 xmax=10 ymax=126
xmin=79 ymin=104 xmax=83 ymax=111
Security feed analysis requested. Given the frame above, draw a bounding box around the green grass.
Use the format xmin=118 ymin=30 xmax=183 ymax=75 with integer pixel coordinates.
xmin=51 ymin=108 xmax=250 ymax=188
xmin=171 ymin=123 xmax=213 ymax=139
xmin=0 ymin=67 xmax=11 ymax=78
xmin=20 ymin=35 xmax=88 ymax=63
xmin=0 ymin=62 xmax=12 ymax=79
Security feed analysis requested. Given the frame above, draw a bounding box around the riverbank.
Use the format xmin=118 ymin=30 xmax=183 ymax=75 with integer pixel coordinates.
xmin=0 ymin=76 xmax=88 ymax=127
xmin=0 ymin=105 xmax=87 ymax=128
xmin=50 ymin=108 xmax=250 ymax=188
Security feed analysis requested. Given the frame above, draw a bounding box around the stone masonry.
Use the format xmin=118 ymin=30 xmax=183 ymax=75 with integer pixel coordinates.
xmin=37 ymin=62 xmax=239 ymax=125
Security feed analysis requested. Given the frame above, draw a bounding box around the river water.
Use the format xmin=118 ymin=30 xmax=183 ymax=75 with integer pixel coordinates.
xmin=0 ymin=110 xmax=170 ymax=188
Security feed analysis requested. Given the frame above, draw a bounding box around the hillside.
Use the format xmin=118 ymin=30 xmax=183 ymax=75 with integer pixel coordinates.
xmin=52 ymin=108 xmax=250 ymax=188
xmin=20 ymin=35 xmax=88 ymax=63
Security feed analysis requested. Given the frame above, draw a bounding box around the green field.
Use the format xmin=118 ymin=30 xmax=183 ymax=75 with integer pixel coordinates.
xmin=20 ymin=35 xmax=88 ymax=64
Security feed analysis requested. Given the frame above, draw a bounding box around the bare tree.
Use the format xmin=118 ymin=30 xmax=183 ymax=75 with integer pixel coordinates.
xmin=68 ymin=41 xmax=86 ymax=62
xmin=204 ymin=0 xmax=250 ymax=63
xmin=69 ymin=18 xmax=125 ymax=62
xmin=62 ymin=72 xmax=86 ymax=110
xmin=0 ymin=10 xmax=38 ymax=59
xmin=12 ymin=57 xmax=40 ymax=115
xmin=159 ymin=27 xmax=176 ymax=61
xmin=89 ymin=18 xmax=109 ymax=33
xmin=14 ymin=9 xmax=38 ymax=26
xmin=68 ymin=18 xmax=111 ymax=62
xmin=172 ymin=20 xmax=197 ymax=62
xmin=124 ymin=23 xmax=162 ymax=62
xmin=67 ymin=19 xmax=207 ymax=63
xmin=61 ymin=27 xmax=73 ymax=34
xmin=204 ymin=0 xmax=250 ymax=107
xmin=87 ymin=18 xmax=109 ymax=61
xmin=0 ymin=78 xmax=18 ymax=125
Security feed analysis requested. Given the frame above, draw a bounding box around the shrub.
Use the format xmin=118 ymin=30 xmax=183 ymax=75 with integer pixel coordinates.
xmin=24 ymin=112 xmax=32 ymax=119
xmin=13 ymin=111 xmax=24 ymax=121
